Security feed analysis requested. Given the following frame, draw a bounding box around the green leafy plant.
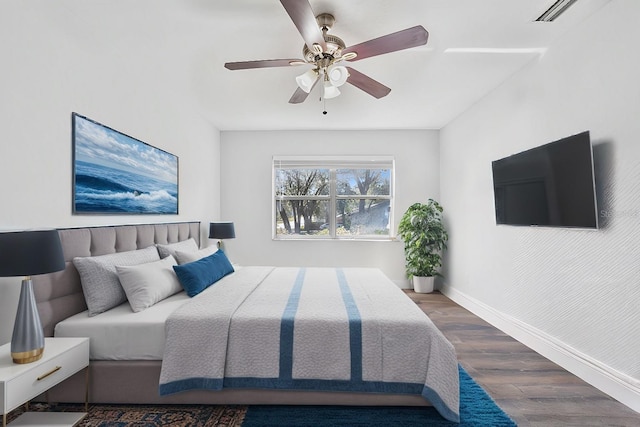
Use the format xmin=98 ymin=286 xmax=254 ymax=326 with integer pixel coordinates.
xmin=398 ymin=199 xmax=448 ymax=278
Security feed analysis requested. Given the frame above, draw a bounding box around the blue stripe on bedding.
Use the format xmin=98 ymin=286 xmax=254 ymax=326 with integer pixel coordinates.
xmin=279 ymin=268 xmax=306 ymax=381
xmin=223 ymin=377 xmax=424 ymax=394
xmin=336 ymin=268 xmax=363 ymax=382
xmin=159 ymin=377 xmax=223 ymax=395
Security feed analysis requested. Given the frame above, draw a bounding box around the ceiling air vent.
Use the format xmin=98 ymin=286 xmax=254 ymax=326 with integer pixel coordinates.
xmin=536 ymin=0 xmax=579 ymax=22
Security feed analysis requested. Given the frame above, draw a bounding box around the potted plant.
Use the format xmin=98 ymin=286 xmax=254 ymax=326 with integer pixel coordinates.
xmin=398 ymin=199 xmax=448 ymax=293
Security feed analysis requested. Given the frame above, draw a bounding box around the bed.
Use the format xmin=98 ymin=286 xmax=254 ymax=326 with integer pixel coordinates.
xmin=33 ymin=222 xmax=460 ymax=423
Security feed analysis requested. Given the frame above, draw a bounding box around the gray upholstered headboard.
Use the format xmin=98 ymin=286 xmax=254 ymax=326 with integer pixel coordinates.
xmin=33 ymin=222 xmax=201 ymax=337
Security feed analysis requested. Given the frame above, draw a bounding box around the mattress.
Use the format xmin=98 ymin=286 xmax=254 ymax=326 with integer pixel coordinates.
xmin=54 ymin=291 xmax=190 ymax=360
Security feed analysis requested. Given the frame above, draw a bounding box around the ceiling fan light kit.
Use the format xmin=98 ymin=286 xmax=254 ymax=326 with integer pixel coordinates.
xmin=224 ymin=0 xmax=428 ymax=105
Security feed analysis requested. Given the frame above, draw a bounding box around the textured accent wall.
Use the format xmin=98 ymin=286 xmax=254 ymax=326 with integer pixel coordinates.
xmin=440 ymin=0 xmax=639 ymax=388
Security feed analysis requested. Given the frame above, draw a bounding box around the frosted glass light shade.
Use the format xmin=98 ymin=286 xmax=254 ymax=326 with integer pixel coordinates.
xmin=323 ymin=83 xmax=341 ymax=99
xmin=327 ymin=65 xmax=349 ymax=87
xmin=295 ymin=69 xmax=318 ymax=93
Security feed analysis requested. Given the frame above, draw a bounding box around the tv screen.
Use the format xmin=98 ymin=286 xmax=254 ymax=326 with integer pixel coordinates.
xmin=492 ymin=131 xmax=598 ymax=229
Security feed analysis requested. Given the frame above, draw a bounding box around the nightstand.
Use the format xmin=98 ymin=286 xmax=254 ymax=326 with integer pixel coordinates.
xmin=0 ymin=337 xmax=89 ymax=427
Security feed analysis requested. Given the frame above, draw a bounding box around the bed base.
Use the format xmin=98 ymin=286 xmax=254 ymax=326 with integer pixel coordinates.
xmin=43 ymin=360 xmax=430 ymax=407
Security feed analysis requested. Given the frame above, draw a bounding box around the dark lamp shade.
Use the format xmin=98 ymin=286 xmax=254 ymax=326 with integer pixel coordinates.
xmin=0 ymin=229 xmax=65 ymax=277
xmin=209 ymin=222 xmax=236 ymax=240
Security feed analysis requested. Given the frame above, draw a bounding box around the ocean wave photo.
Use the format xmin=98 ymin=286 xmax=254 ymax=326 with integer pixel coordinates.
xmin=72 ymin=114 xmax=178 ymax=214
xmin=74 ymin=161 xmax=178 ymax=213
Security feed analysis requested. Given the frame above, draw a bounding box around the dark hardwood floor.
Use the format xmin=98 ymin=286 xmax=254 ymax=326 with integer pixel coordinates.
xmin=407 ymin=290 xmax=640 ymax=427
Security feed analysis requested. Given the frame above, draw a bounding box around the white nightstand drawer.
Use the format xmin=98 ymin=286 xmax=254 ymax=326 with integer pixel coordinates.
xmin=2 ymin=338 xmax=89 ymax=414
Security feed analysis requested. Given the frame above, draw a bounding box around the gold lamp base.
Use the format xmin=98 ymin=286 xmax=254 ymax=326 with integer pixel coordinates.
xmin=12 ymin=347 xmax=44 ymax=364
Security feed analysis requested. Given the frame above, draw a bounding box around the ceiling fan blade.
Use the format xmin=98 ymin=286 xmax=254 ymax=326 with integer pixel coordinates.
xmin=280 ymin=0 xmax=326 ymax=52
xmin=345 ymin=67 xmax=391 ymax=99
xmin=343 ymin=26 xmax=428 ymax=61
xmin=288 ymin=87 xmax=311 ymax=104
xmin=289 ymin=76 xmax=319 ymax=104
xmin=224 ymin=59 xmax=306 ymax=70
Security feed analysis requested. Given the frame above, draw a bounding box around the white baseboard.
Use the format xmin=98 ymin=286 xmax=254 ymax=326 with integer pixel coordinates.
xmin=439 ymin=285 xmax=640 ymax=414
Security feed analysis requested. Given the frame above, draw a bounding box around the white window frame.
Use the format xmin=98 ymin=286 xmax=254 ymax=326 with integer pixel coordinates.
xmin=272 ymin=155 xmax=395 ymax=240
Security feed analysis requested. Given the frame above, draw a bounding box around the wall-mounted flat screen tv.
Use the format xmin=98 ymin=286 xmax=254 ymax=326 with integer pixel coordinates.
xmin=492 ymin=131 xmax=598 ymax=229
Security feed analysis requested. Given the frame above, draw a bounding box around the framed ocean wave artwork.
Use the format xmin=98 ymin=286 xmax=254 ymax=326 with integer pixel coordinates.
xmin=72 ymin=113 xmax=179 ymax=214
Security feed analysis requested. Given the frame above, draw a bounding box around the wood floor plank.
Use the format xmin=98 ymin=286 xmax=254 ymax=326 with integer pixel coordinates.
xmin=406 ymin=290 xmax=640 ymax=426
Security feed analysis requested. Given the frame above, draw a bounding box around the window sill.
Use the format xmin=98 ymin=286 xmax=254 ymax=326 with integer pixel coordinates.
xmin=273 ymin=236 xmax=399 ymax=242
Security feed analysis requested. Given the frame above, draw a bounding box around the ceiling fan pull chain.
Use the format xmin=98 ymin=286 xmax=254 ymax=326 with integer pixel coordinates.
xmin=322 ymin=94 xmax=327 ymax=115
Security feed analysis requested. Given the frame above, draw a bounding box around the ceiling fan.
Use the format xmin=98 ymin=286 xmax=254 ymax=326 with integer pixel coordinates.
xmin=224 ymin=0 xmax=429 ymax=104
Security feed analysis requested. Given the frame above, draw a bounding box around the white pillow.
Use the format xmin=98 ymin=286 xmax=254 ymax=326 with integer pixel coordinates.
xmin=116 ymin=255 xmax=182 ymax=312
xmin=174 ymin=244 xmax=218 ymax=265
xmin=156 ymin=238 xmax=199 ymax=259
xmin=73 ymin=246 xmax=160 ymax=316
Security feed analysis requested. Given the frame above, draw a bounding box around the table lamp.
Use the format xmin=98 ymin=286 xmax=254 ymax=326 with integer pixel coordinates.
xmin=209 ymin=222 xmax=235 ymax=249
xmin=0 ymin=229 xmax=65 ymax=364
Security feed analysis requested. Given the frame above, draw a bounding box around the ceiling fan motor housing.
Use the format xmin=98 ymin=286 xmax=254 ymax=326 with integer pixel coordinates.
xmin=302 ymin=34 xmax=346 ymax=62
xmin=302 ymin=13 xmax=346 ymax=63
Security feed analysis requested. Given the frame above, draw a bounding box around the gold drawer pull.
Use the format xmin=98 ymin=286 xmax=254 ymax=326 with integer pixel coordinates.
xmin=37 ymin=366 xmax=61 ymax=381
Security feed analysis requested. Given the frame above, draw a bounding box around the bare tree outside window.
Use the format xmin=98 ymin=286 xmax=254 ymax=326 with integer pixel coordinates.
xmin=274 ymin=157 xmax=393 ymax=239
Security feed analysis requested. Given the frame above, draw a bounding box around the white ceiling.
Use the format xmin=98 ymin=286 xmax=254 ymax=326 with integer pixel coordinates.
xmin=33 ymin=0 xmax=613 ymax=131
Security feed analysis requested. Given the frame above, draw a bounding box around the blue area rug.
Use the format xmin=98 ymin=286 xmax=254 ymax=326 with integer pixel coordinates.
xmin=242 ymin=365 xmax=516 ymax=426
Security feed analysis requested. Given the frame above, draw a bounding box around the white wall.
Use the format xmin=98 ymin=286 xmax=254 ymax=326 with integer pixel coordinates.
xmin=220 ymin=130 xmax=439 ymax=286
xmin=440 ymin=0 xmax=640 ymax=410
xmin=0 ymin=3 xmax=221 ymax=344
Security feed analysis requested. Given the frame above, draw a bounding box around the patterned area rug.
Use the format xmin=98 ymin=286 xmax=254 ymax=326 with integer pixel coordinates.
xmin=7 ymin=366 xmax=514 ymax=426
xmin=7 ymin=403 xmax=247 ymax=427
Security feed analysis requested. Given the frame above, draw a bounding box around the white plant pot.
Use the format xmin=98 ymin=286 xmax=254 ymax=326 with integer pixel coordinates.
xmin=412 ymin=276 xmax=435 ymax=293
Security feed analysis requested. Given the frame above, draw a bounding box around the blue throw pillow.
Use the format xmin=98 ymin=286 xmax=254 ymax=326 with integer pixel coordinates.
xmin=172 ymin=250 xmax=235 ymax=297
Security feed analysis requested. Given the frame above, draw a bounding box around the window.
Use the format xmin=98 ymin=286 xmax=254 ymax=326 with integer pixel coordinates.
xmin=273 ymin=156 xmax=394 ymax=240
